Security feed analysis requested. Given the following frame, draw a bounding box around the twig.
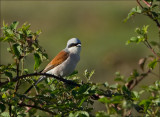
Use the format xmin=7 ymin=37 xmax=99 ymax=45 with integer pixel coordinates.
xmin=137 ymin=0 xmax=143 ymax=8
xmin=144 ymin=40 xmax=160 ymax=59
xmin=18 ymin=103 xmax=56 ymax=115
xmin=142 ymin=0 xmax=151 ymax=7
xmin=125 ymin=69 xmax=151 ymax=90
xmin=9 ymin=104 xmax=11 ymax=117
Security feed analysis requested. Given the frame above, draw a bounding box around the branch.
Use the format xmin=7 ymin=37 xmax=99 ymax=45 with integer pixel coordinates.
xmin=18 ymin=103 xmax=56 ymax=115
xmin=0 ymin=73 xmax=81 ymax=87
xmin=125 ymin=69 xmax=151 ymax=90
xmin=0 ymin=73 xmax=101 ymax=100
xmin=137 ymin=0 xmax=160 ymax=29
xmin=136 ymin=0 xmax=143 ymax=8
xmin=144 ymin=40 xmax=160 ymax=60
xmin=142 ymin=0 xmax=151 ymax=7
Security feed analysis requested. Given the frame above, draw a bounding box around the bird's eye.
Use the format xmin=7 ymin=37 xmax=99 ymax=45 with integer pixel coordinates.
xmin=68 ymin=43 xmax=81 ymax=48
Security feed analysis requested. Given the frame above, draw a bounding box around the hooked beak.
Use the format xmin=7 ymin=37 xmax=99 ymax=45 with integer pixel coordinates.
xmin=76 ymin=43 xmax=81 ymax=47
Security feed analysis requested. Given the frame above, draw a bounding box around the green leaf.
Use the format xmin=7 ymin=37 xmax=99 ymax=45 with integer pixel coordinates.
xmin=34 ymin=53 xmax=41 ymax=70
xmin=139 ymin=99 xmax=151 ymax=112
xmin=142 ymin=25 xmax=149 ymax=34
xmin=10 ymin=21 xmax=19 ymax=30
xmin=4 ymin=71 xmax=13 ymax=79
xmin=28 ymin=108 xmax=37 ymax=115
xmin=6 ymin=29 xmax=14 ymax=36
xmin=132 ymin=69 xmax=139 ymax=77
xmin=68 ymin=70 xmax=78 ymax=78
xmin=96 ymin=111 xmax=109 ymax=117
xmin=109 ymin=84 xmax=118 ymax=89
xmin=2 ymin=37 xmax=14 ymax=42
xmin=111 ymin=96 xmax=123 ymax=104
xmin=130 ymin=37 xmax=139 ymax=42
xmin=114 ymin=72 xmax=125 ymax=82
xmin=84 ymin=69 xmax=95 ymax=81
xmin=122 ymin=85 xmax=131 ymax=95
xmin=126 ymin=36 xmax=145 ymax=45
xmin=132 ymin=91 xmax=139 ymax=99
xmin=23 ymin=69 xmax=29 ymax=74
xmin=148 ymin=59 xmax=157 ymax=69
xmin=126 ymin=37 xmax=138 ymax=45
xmin=1 ymin=112 xmax=10 ymax=117
xmin=12 ymin=43 xmax=21 ymax=57
xmin=36 ymin=30 xmax=42 ymax=35
xmin=124 ymin=6 xmax=141 ymax=22
xmin=78 ymin=97 xmax=88 ymax=107
xmin=103 ymin=82 xmax=109 ymax=87
xmin=78 ymin=84 xmax=90 ymax=94
xmin=69 ymin=111 xmax=89 ymax=117
xmin=2 ymin=20 xmax=7 ymax=27
xmin=2 ymin=93 xmax=7 ymax=99
xmin=135 ymin=27 xmax=141 ymax=34
xmin=98 ymin=97 xmax=110 ymax=104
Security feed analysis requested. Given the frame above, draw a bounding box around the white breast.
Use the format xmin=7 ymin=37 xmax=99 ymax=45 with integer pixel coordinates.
xmin=46 ymin=53 xmax=80 ymax=77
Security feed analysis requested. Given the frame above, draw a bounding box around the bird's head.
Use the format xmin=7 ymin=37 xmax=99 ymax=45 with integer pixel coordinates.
xmin=66 ymin=38 xmax=81 ymax=54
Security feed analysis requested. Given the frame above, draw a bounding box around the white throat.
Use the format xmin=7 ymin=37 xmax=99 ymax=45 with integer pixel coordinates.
xmin=67 ymin=46 xmax=81 ymax=55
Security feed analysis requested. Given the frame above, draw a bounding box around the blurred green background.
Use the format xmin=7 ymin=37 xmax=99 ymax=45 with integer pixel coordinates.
xmin=1 ymin=1 xmax=159 ymax=93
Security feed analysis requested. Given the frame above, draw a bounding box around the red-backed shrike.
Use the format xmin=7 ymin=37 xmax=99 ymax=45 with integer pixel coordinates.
xmin=25 ymin=38 xmax=81 ymax=94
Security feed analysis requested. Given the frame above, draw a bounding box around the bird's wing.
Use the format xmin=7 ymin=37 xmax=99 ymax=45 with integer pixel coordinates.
xmin=42 ymin=50 xmax=69 ymax=73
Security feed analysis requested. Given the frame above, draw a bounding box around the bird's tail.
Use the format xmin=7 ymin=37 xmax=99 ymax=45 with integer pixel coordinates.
xmin=24 ymin=76 xmax=46 ymax=94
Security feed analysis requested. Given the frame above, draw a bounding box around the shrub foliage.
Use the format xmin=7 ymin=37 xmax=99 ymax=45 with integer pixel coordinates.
xmin=0 ymin=0 xmax=160 ymax=116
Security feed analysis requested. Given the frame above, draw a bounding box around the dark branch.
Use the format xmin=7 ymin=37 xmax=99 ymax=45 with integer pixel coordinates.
xmin=0 ymin=73 xmax=81 ymax=87
xmin=0 ymin=73 xmax=101 ymax=100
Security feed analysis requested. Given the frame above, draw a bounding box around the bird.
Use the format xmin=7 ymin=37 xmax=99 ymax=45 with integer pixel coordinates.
xmin=24 ymin=38 xmax=81 ymax=94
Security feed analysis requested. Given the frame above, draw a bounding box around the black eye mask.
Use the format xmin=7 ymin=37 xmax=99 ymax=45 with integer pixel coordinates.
xmin=68 ymin=43 xmax=81 ymax=48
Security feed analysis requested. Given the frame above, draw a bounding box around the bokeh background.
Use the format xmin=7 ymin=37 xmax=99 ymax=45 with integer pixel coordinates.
xmin=1 ymin=0 xmax=160 ymax=115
